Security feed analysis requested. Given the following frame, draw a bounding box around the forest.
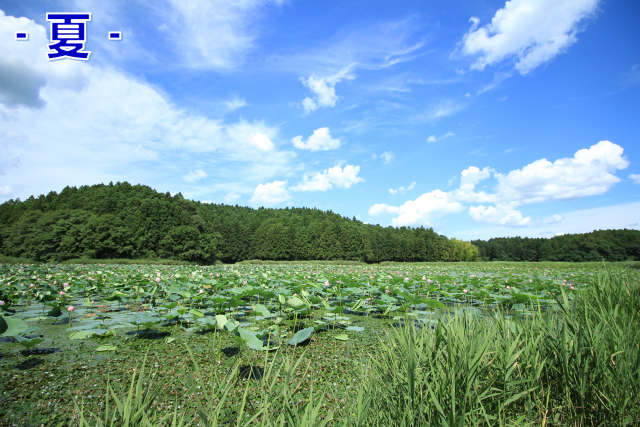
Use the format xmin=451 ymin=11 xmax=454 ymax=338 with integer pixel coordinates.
xmin=0 ymin=182 xmax=637 ymax=264
xmin=0 ymin=182 xmax=477 ymax=264
xmin=472 ymin=229 xmax=640 ymax=262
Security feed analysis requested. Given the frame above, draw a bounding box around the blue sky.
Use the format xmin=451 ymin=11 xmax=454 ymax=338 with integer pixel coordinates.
xmin=1 ymin=0 xmax=639 ymax=240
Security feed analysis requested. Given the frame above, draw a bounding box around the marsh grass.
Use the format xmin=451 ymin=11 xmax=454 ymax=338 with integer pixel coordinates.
xmin=70 ymin=267 xmax=639 ymax=426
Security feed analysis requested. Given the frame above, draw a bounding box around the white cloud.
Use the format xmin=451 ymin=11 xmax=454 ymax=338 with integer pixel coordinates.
xmin=459 ymin=166 xmax=493 ymax=192
xmin=226 ymin=97 xmax=247 ymax=111
xmin=427 ymin=131 xmax=455 ymax=143
xmin=249 ymin=180 xmax=290 ymax=205
xmin=460 ymin=0 xmax=600 ymax=75
xmin=369 ymin=190 xmax=464 ymax=227
xmin=630 ymin=174 xmax=640 ymax=184
xmin=0 ymin=11 xmax=90 ymax=111
xmin=300 ymin=65 xmax=354 ymax=114
xmin=290 ymin=164 xmax=364 ymax=192
xmin=452 ymin=141 xmax=629 ymax=205
xmin=381 ymin=151 xmax=395 ymax=164
xmin=371 ymin=140 xmax=628 ymax=229
xmin=493 ymin=140 xmax=628 ymax=203
xmin=183 ymin=169 xmax=207 ymax=183
xmin=163 ymin=0 xmax=284 ymax=71
xmin=0 ymin=12 xmax=299 ymax=203
xmin=291 ymin=127 xmax=342 ymax=151
xmin=468 ymin=202 xmax=533 ymax=227
xmin=247 ymin=132 xmax=274 ymax=151
xmin=0 ymin=185 xmax=11 ymax=196
xmin=389 ymin=181 xmax=416 ymax=195
xmin=223 ymin=192 xmax=241 ymax=203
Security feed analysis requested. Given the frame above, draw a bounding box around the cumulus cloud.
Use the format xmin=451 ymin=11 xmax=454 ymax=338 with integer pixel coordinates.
xmin=300 ymin=65 xmax=354 ymax=114
xmin=427 ymin=131 xmax=455 ymax=143
xmin=460 ymin=0 xmax=600 ymax=75
xmin=223 ymin=192 xmax=241 ymax=203
xmin=381 ymin=151 xmax=395 ymax=164
xmin=0 ymin=11 xmax=299 ymax=203
xmin=389 ymin=181 xmax=416 ymax=195
xmin=452 ymin=141 xmax=629 ymax=204
xmin=369 ymin=190 xmax=464 ymax=226
xmin=291 ymin=127 xmax=342 ymax=151
xmin=183 ymin=169 xmax=207 ymax=183
xmin=0 ymin=185 xmax=11 ymax=197
xmin=290 ymin=164 xmax=364 ymax=192
xmin=630 ymin=174 xmax=640 ymax=184
xmin=493 ymin=140 xmax=628 ymax=203
xmin=247 ymin=132 xmax=274 ymax=151
xmin=469 ymin=203 xmax=563 ymax=227
xmin=0 ymin=11 xmax=90 ymax=111
xmin=250 ymin=180 xmax=290 ymax=205
xmin=370 ymin=140 xmax=628 ymax=228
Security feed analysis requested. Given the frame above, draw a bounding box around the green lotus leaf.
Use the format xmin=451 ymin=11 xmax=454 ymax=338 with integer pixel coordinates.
xmin=288 ymin=327 xmax=314 ymax=346
xmin=1 ymin=315 xmax=29 ymax=337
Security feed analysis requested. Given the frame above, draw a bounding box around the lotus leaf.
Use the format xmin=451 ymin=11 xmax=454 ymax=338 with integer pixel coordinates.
xmin=95 ymin=345 xmax=117 ymax=352
xmin=288 ymin=327 xmax=314 ymax=346
xmin=1 ymin=315 xmax=29 ymax=337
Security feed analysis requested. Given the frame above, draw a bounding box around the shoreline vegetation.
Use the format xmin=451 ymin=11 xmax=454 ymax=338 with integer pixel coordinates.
xmin=2 ymin=255 xmax=639 ymax=270
xmin=68 ymin=267 xmax=640 ymax=426
xmin=0 ymin=260 xmax=638 ymax=425
xmin=1 ymin=182 xmax=639 ymax=266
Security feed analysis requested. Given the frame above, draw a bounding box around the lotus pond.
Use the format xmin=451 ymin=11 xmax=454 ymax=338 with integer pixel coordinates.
xmin=1 ymin=262 xmax=638 ymax=426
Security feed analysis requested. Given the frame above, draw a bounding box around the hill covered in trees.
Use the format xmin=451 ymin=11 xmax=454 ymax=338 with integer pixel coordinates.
xmin=471 ymin=230 xmax=640 ymax=262
xmin=0 ymin=182 xmax=479 ymax=264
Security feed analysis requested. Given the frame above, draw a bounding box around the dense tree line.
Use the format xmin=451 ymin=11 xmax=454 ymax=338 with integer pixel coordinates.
xmin=0 ymin=182 xmax=477 ymax=264
xmin=471 ymin=230 xmax=640 ymax=262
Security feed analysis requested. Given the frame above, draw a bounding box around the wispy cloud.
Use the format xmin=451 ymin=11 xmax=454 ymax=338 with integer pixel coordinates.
xmin=427 ymin=131 xmax=455 ymax=143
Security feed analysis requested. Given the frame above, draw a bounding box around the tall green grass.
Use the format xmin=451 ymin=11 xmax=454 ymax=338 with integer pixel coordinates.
xmin=71 ymin=267 xmax=639 ymax=426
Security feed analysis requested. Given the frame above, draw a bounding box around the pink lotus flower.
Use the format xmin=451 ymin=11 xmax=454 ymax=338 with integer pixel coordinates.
xmin=422 ymin=276 xmax=426 ymax=280
xmin=385 ymin=289 xmax=390 ymax=294
xmin=199 ymin=289 xmax=204 ymax=294
xmin=0 ymin=301 xmax=5 ymax=306
xmin=67 ymin=306 xmax=74 ymax=312
xmin=155 ymin=277 xmax=161 ymax=282
xmin=59 ymin=291 xmax=65 ymax=296
xmin=216 ymin=273 xmax=220 ymax=277
xmin=293 ymin=293 xmax=298 ymax=297
xmin=506 ymin=286 xmax=510 ymax=290
xmin=428 ymin=279 xmax=433 ymax=284
xmin=570 ymin=286 xmax=575 ymax=290
xmin=324 ymin=280 xmax=330 ymax=286
xmin=29 ymin=284 xmax=35 ymax=288
xmin=463 ymin=289 xmax=468 ymax=294
xmin=53 ymin=281 xmax=57 ymax=284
